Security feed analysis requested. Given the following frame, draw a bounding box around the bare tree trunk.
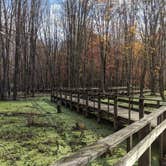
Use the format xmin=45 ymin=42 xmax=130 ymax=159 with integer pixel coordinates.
xmin=13 ymin=0 xmax=21 ymax=100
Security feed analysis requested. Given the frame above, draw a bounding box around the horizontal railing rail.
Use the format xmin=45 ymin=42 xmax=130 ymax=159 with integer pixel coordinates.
xmin=50 ymin=106 xmax=166 ymax=166
xmin=51 ymin=89 xmax=166 ymax=166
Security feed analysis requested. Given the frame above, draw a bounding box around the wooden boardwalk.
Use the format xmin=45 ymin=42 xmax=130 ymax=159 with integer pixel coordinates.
xmin=54 ymin=94 xmax=157 ymax=127
xmin=51 ymin=89 xmax=166 ymax=166
xmin=50 ymin=102 xmax=166 ymax=166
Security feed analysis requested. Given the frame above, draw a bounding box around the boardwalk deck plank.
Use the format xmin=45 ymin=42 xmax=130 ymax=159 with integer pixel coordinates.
xmin=60 ymin=95 xmax=157 ymax=127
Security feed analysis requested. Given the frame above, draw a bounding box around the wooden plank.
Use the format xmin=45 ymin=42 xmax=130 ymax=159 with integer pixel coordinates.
xmin=138 ymin=124 xmax=151 ymax=166
xmin=51 ymin=143 xmax=108 ymax=166
xmin=115 ymin=119 xmax=166 ymax=166
xmin=59 ymin=94 xmax=158 ymax=127
xmin=139 ymin=98 xmax=144 ymax=119
xmin=51 ymin=105 xmax=166 ymax=166
xmin=157 ymin=113 xmax=166 ymax=163
xmin=97 ymin=94 xmax=101 ymax=123
xmin=114 ymin=95 xmax=118 ymax=130
xmin=127 ymin=135 xmax=133 ymax=152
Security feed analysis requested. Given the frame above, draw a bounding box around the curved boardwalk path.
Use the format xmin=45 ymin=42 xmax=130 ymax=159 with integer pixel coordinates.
xmin=51 ymin=89 xmax=166 ymax=166
xmin=53 ymin=94 xmax=157 ymax=127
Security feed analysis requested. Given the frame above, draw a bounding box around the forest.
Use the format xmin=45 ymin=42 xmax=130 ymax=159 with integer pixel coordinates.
xmin=0 ymin=0 xmax=165 ymax=100
xmin=0 ymin=0 xmax=166 ymax=166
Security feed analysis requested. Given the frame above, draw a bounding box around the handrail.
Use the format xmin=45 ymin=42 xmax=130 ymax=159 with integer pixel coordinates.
xmin=115 ymin=119 xmax=166 ymax=166
xmin=50 ymin=106 xmax=166 ymax=166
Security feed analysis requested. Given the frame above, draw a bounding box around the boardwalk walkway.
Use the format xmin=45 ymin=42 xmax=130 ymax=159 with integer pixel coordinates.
xmin=51 ymin=89 xmax=166 ymax=166
xmin=54 ymin=94 xmax=157 ymax=127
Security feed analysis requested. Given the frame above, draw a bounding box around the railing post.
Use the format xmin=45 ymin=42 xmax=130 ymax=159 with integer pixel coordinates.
xmin=93 ymin=93 xmax=95 ymax=108
xmin=60 ymin=88 xmax=62 ymax=100
xmin=97 ymin=93 xmax=101 ymax=123
xmin=128 ymin=96 xmax=131 ymax=124
xmin=157 ymin=100 xmax=160 ymax=108
xmin=58 ymin=89 xmax=60 ymax=98
xmin=138 ymin=124 xmax=151 ymax=166
xmin=53 ymin=89 xmax=56 ymax=102
xmin=139 ymin=97 xmax=144 ymax=119
xmin=157 ymin=113 xmax=166 ymax=165
xmin=57 ymin=99 xmax=62 ymax=113
xmin=127 ymin=135 xmax=133 ymax=152
xmin=85 ymin=91 xmax=89 ymax=117
xmin=70 ymin=90 xmax=72 ymax=110
xmin=77 ymin=90 xmax=80 ymax=112
xmin=107 ymin=95 xmax=110 ymax=113
xmin=51 ymin=88 xmax=54 ymax=102
xmin=114 ymin=94 xmax=118 ymax=131
xmin=64 ymin=90 xmax=67 ymax=106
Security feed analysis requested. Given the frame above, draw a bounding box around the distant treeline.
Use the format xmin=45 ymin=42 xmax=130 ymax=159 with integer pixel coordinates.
xmin=0 ymin=0 xmax=165 ymax=100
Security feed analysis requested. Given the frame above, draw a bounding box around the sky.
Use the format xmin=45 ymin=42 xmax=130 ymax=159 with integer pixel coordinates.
xmin=49 ymin=0 xmax=126 ymax=5
xmin=49 ymin=0 xmax=62 ymax=5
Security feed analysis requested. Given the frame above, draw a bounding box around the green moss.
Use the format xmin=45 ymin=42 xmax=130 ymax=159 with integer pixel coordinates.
xmin=0 ymin=97 xmax=114 ymax=166
xmin=0 ymin=96 xmax=161 ymax=165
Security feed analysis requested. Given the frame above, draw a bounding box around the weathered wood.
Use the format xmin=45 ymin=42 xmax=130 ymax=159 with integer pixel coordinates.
xmin=114 ymin=95 xmax=118 ymax=130
xmin=57 ymin=93 xmax=157 ymax=127
xmin=107 ymin=96 xmax=109 ymax=112
xmin=157 ymin=113 xmax=166 ymax=165
xmin=115 ymin=119 xmax=166 ymax=166
xmin=77 ymin=91 xmax=80 ymax=112
xmin=51 ymin=105 xmax=166 ymax=166
xmin=138 ymin=124 xmax=151 ymax=166
xmin=127 ymin=135 xmax=133 ymax=152
xmin=57 ymin=100 xmax=61 ymax=113
xmin=157 ymin=100 xmax=160 ymax=107
xmin=128 ymin=97 xmax=131 ymax=124
xmin=51 ymin=143 xmax=108 ymax=166
xmin=70 ymin=92 xmax=72 ymax=110
xmin=85 ymin=92 xmax=89 ymax=117
xmin=52 ymin=90 xmax=165 ymax=166
xmin=97 ymin=94 xmax=101 ymax=123
xmin=139 ymin=98 xmax=144 ymax=119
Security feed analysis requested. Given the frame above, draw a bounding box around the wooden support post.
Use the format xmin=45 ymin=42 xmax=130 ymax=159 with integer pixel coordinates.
xmin=71 ymin=92 xmax=72 ymax=102
xmin=54 ymin=92 xmax=56 ymax=103
xmin=85 ymin=91 xmax=89 ymax=117
xmin=51 ymin=95 xmax=53 ymax=102
xmin=54 ymin=90 xmax=57 ymax=103
xmin=64 ymin=91 xmax=66 ymax=100
xmin=114 ymin=95 xmax=118 ymax=131
xmin=161 ymin=130 xmax=166 ymax=166
xmin=70 ymin=92 xmax=72 ymax=110
xmin=64 ymin=91 xmax=67 ymax=106
xmin=57 ymin=100 xmax=62 ymax=113
xmin=157 ymin=100 xmax=160 ymax=108
xmin=139 ymin=98 xmax=144 ymax=119
xmin=93 ymin=95 xmax=95 ymax=108
xmin=77 ymin=91 xmax=80 ymax=112
xmin=60 ymin=89 xmax=62 ymax=99
xmin=107 ymin=95 xmax=110 ymax=117
xmin=97 ymin=93 xmax=101 ymax=123
xmin=157 ymin=113 xmax=166 ymax=165
xmin=51 ymin=89 xmax=54 ymax=102
xmin=107 ymin=95 xmax=110 ymax=113
xmin=57 ymin=90 xmax=59 ymax=98
xmin=59 ymin=89 xmax=62 ymax=105
xmin=138 ymin=124 xmax=151 ymax=166
xmin=127 ymin=135 xmax=133 ymax=152
xmin=128 ymin=96 xmax=131 ymax=124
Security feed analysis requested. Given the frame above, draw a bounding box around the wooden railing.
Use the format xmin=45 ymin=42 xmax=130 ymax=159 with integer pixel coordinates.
xmin=50 ymin=106 xmax=166 ymax=166
xmin=51 ymin=89 xmax=163 ymax=124
xmin=51 ymin=89 xmax=166 ymax=166
xmin=116 ymin=118 xmax=166 ymax=166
